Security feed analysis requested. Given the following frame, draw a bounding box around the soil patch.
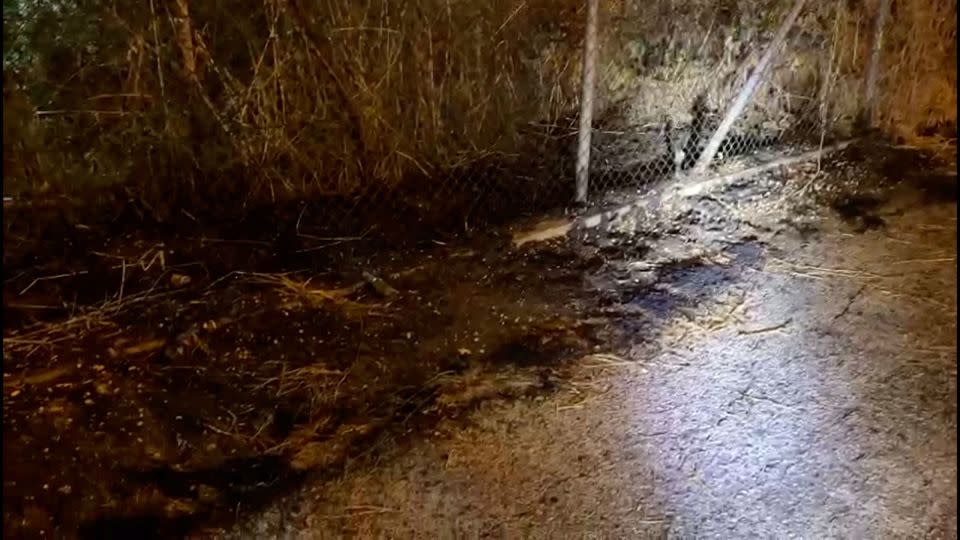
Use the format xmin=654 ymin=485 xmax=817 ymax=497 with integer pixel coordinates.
xmin=4 ymin=141 xmax=947 ymax=538
xmin=3 ymin=228 xmax=640 ymax=537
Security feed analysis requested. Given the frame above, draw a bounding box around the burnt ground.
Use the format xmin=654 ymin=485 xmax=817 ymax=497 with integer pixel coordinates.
xmin=3 ymin=141 xmax=957 ymax=538
xmin=3 ymin=218 xmax=604 ymax=538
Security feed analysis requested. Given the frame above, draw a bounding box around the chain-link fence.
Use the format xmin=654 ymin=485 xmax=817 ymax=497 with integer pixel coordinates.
xmin=580 ymin=0 xmax=871 ymax=205
xmin=5 ymin=0 xmax=946 ymax=240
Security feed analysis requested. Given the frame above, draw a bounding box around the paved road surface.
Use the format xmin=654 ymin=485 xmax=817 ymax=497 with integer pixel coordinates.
xmin=239 ymin=167 xmax=957 ymax=539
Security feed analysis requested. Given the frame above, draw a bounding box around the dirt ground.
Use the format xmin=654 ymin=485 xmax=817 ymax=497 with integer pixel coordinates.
xmin=230 ymin=144 xmax=957 ymax=539
xmin=3 ymin=211 xmax=607 ymax=537
xmin=3 ymin=142 xmax=957 ymax=538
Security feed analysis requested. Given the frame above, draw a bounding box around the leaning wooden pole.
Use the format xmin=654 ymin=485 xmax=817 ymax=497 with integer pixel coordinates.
xmin=862 ymin=0 xmax=891 ymax=128
xmin=575 ymin=0 xmax=600 ymax=203
xmin=691 ymin=0 xmax=807 ymax=176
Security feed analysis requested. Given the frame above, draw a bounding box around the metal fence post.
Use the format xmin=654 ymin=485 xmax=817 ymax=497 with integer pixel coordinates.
xmin=575 ymin=0 xmax=600 ymax=203
xmin=691 ymin=0 xmax=807 ymax=176
xmin=862 ymin=0 xmax=891 ymax=129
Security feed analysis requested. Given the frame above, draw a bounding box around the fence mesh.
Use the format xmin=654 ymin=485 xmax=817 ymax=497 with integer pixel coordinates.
xmin=3 ymin=0 xmax=931 ymax=240
xmin=581 ymin=0 xmax=869 ymax=205
xmin=268 ymin=0 xmax=872 ymax=236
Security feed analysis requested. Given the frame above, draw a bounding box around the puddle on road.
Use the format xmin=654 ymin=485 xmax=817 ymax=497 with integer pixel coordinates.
xmin=623 ymin=240 xmax=764 ymax=319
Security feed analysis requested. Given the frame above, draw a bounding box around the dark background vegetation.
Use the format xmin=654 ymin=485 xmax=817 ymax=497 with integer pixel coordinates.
xmin=3 ymin=0 xmax=954 ymax=229
xmin=3 ymin=0 xmax=587 ymax=225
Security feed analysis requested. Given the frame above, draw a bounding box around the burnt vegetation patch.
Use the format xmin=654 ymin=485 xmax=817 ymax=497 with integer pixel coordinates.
xmin=2 ymin=232 xmax=627 ymax=537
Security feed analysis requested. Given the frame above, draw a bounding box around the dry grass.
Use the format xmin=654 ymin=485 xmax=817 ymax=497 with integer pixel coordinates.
xmin=244 ymin=272 xmax=389 ymax=318
xmin=432 ymin=366 xmax=548 ymax=411
xmin=3 ymin=287 xmax=176 ymax=357
xmin=593 ymin=0 xmax=955 ymax=149
xmin=875 ymin=0 xmax=957 ymax=146
xmin=3 ymin=0 xmax=585 ymax=214
xmin=3 ymin=0 xmax=953 ymax=219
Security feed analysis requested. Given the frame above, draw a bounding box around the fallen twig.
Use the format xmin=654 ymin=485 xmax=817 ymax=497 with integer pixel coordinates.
xmin=738 ymin=318 xmax=792 ymax=335
xmin=317 ymin=506 xmax=397 ymax=520
xmin=889 ymin=257 xmax=956 ymax=266
xmin=832 ymin=285 xmax=866 ymax=320
xmin=19 ymin=271 xmax=89 ymax=296
xmin=191 ymin=237 xmax=271 ymax=247
xmin=579 ymin=353 xmax=639 ymax=369
xmin=362 ymin=271 xmax=399 ymax=298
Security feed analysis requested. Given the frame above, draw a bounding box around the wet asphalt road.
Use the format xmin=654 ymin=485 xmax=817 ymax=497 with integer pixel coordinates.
xmin=239 ymin=172 xmax=957 ymax=539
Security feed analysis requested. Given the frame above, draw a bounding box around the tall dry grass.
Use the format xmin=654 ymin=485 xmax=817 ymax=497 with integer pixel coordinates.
xmin=3 ymin=0 xmax=585 ymax=217
xmin=3 ymin=0 xmax=954 ymax=221
xmin=591 ymin=0 xmax=873 ymax=138
xmin=874 ymin=0 xmax=957 ymax=145
xmin=592 ymin=0 xmax=956 ymax=148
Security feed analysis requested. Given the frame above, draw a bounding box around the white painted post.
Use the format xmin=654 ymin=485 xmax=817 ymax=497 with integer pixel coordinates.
xmin=691 ymin=0 xmax=807 ymax=176
xmin=575 ymin=0 xmax=600 ymax=203
xmin=862 ymin=0 xmax=891 ymax=128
